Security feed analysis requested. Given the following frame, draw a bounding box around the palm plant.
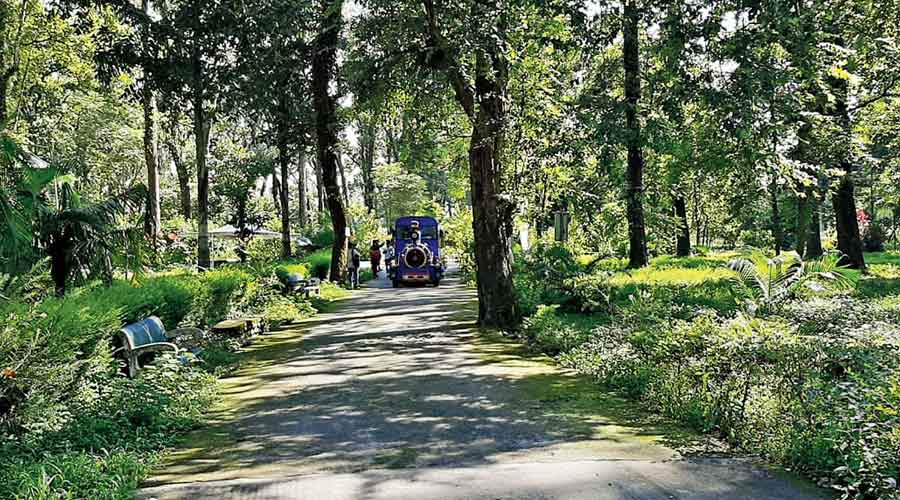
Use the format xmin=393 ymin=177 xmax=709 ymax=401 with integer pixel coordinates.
xmin=726 ymin=251 xmax=859 ymax=315
xmin=1 ymin=156 xmax=146 ymax=296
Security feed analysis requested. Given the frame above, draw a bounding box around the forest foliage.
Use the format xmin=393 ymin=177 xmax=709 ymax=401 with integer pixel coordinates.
xmin=2 ymin=0 xmax=900 ymax=498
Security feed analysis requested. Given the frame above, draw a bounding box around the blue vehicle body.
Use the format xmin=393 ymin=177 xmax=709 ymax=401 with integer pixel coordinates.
xmin=389 ymin=216 xmax=444 ymax=287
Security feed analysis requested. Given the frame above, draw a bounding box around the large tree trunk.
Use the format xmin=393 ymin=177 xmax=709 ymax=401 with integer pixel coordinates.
xmin=166 ymin=133 xmax=192 ymax=219
xmin=421 ymin=0 xmax=518 ymax=328
xmin=359 ymin=117 xmax=377 ymax=211
xmin=829 ymin=76 xmax=866 ymax=269
xmin=193 ymin=3 xmax=211 ymax=270
xmin=298 ymin=149 xmax=307 ymax=230
xmin=141 ymin=0 xmax=160 ymax=247
xmin=312 ymin=0 xmax=348 ymax=282
xmin=623 ymin=0 xmax=648 ymax=268
xmin=469 ymin=113 xmax=519 ymax=328
xmin=673 ymin=191 xmax=690 ymax=257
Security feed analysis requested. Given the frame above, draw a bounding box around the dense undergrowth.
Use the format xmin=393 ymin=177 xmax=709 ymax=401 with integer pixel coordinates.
xmin=0 ymin=249 xmax=347 ymax=499
xmin=513 ymin=244 xmax=900 ymax=500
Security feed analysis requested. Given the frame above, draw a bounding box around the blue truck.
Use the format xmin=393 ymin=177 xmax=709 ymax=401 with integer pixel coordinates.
xmin=388 ymin=216 xmax=444 ymax=287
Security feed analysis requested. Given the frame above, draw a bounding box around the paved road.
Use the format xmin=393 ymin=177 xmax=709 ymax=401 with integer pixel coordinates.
xmin=138 ymin=272 xmax=825 ymax=500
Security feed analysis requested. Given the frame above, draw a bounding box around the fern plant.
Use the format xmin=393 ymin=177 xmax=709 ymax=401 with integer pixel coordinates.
xmin=726 ymin=251 xmax=858 ymax=315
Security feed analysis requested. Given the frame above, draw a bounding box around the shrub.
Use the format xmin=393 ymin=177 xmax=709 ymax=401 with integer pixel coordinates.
xmin=274 ymin=262 xmax=311 ymax=283
xmin=0 ymin=355 xmax=216 ymax=500
xmin=522 ymin=305 xmax=595 ymax=355
xmin=863 ymin=220 xmax=888 ymax=252
xmin=304 ymin=248 xmax=332 ymax=280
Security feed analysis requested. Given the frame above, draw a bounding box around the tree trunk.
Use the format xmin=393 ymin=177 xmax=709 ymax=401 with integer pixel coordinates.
xmin=467 ymin=58 xmax=520 ymax=328
xmin=142 ymin=0 xmax=160 ymax=247
xmin=0 ymin=3 xmax=14 ymax=127
xmin=166 ymin=135 xmax=192 ymax=220
xmin=193 ymin=3 xmax=211 ymax=270
xmin=312 ymin=0 xmax=348 ymax=282
xmin=807 ymin=193 xmax=823 ymax=258
xmin=298 ymin=149 xmax=307 ymax=230
xmin=673 ymin=191 xmax=690 ymax=257
xmin=623 ymin=0 xmax=647 ymax=268
xmin=314 ymin=157 xmax=325 ymax=212
xmin=770 ymin=176 xmax=782 ymax=255
xmin=420 ymin=0 xmax=518 ymax=328
xmin=0 ymin=68 xmax=12 ymax=127
xmin=795 ymin=191 xmax=809 ymax=257
xmin=271 ymin=167 xmax=282 ymax=214
xmin=830 ymin=76 xmax=866 ymax=269
xmin=337 ymin=154 xmax=351 ymax=208
xmin=276 ymin=107 xmax=292 ymax=258
xmin=359 ymin=117 xmax=376 ymax=211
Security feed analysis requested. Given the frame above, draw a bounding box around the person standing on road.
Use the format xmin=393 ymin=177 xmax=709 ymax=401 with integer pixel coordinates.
xmin=348 ymin=243 xmax=361 ymax=289
xmin=369 ymin=240 xmax=382 ymax=275
xmin=383 ymin=239 xmax=395 ymax=278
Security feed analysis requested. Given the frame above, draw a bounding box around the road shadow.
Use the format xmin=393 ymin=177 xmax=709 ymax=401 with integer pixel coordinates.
xmin=147 ymin=275 xmax=708 ymax=487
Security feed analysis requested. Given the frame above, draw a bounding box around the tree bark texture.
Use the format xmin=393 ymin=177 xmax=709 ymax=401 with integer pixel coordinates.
xmin=193 ymin=3 xmax=211 ymax=270
xmin=166 ymin=135 xmax=192 ymax=220
xmin=312 ymin=0 xmax=348 ymax=282
xmin=829 ymin=76 xmax=866 ymax=269
xmin=807 ymin=193 xmax=824 ymax=258
xmin=770 ymin=176 xmax=782 ymax=255
xmin=673 ymin=191 xmax=690 ymax=257
xmin=298 ymin=149 xmax=307 ymax=230
xmin=422 ymin=0 xmax=518 ymax=328
xmin=359 ymin=117 xmax=377 ymax=211
xmin=314 ymin=157 xmax=325 ymax=212
xmin=623 ymin=0 xmax=648 ymax=268
xmin=142 ymin=0 xmax=160 ymax=246
xmin=276 ymin=101 xmax=292 ymax=258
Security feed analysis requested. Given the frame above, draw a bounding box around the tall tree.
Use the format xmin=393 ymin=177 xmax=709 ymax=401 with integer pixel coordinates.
xmin=312 ymin=0 xmax=348 ymax=281
xmin=623 ymin=0 xmax=647 ymax=267
xmin=421 ymin=0 xmax=519 ymax=327
xmin=276 ymin=96 xmax=292 ymax=257
xmin=141 ymin=0 xmax=161 ymax=246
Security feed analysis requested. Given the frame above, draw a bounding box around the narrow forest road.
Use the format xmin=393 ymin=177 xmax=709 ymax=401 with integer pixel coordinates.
xmin=138 ymin=269 xmax=825 ymax=500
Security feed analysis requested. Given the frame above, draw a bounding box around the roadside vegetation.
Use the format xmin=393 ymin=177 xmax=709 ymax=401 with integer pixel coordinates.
xmin=0 ymin=246 xmax=347 ymax=499
xmin=490 ymin=243 xmax=899 ymax=500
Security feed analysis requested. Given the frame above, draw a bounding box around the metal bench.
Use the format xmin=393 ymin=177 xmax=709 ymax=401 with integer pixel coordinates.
xmin=114 ymin=316 xmax=204 ymax=377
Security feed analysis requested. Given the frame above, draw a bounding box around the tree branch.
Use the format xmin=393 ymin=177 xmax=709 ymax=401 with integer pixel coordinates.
xmin=421 ymin=0 xmax=475 ymax=120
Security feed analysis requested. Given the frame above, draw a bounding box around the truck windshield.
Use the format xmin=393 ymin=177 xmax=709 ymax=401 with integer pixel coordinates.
xmin=398 ymin=226 xmax=438 ymax=240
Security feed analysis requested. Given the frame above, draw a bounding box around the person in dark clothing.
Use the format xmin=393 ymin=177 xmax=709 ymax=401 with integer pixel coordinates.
xmin=348 ymin=243 xmax=361 ymax=289
xmin=370 ymin=240 xmax=382 ymax=274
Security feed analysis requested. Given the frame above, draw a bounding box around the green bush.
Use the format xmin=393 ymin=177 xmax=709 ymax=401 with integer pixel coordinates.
xmin=304 ymin=248 xmax=332 ymax=279
xmin=0 ymin=262 xmax=322 ymax=499
xmin=274 ymin=262 xmax=311 ymax=283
